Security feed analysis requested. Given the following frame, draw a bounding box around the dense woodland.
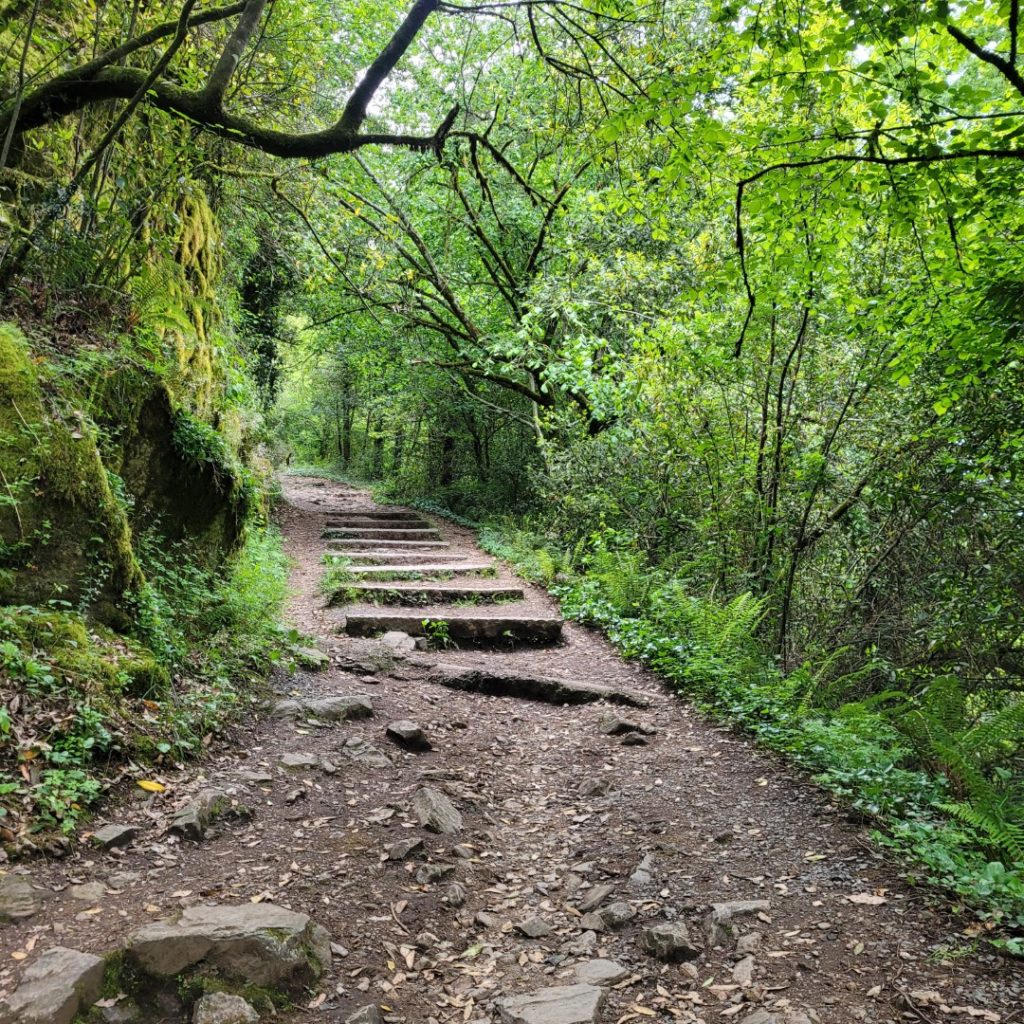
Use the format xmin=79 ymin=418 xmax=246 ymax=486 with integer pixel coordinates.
xmin=0 ymin=0 xmax=1022 ymax=946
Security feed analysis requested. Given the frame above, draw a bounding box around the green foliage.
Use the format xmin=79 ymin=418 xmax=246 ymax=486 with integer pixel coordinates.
xmin=421 ymin=618 xmax=455 ymax=650
xmin=488 ymin=522 xmax=1024 ymax=935
xmin=0 ymin=526 xmax=288 ymax=840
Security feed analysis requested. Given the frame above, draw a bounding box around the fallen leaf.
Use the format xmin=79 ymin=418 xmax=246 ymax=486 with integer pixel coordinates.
xmin=847 ymin=893 xmax=887 ymax=906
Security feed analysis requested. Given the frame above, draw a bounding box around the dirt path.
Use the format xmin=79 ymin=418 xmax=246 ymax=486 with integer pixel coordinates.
xmin=1 ymin=476 xmax=1022 ymax=1024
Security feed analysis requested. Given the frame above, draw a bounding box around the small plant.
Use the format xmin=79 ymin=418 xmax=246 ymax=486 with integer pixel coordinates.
xmin=421 ymin=618 xmax=455 ymax=650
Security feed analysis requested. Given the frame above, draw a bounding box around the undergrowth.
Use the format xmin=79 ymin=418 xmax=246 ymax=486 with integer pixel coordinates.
xmin=0 ymin=527 xmax=291 ymax=845
xmin=480 ymin=523 xmax=1024 ymax=954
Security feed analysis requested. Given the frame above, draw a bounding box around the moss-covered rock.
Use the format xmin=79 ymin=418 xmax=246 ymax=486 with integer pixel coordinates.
xmin=0 ymin=325 xmax=142 ymax=625
xmin=89 ymin=364 xmax=250 ymax=564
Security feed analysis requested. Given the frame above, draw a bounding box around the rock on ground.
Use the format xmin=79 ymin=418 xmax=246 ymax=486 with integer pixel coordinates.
xmin=385 ymin=719 xmax=431 ymax=750
xmin=705 ymin=899 xmax=771 ymax=947
xmin=0 ymin=946 xmax=104 ymax=1024
xmin=412 ymin=787 xmax=462 ymax=834
xmin=516 ymin=915 xmax=552 ymax=938
xmin=127 ymin=902 xmax=331 ymax=989
xmin=192 ymin=991 xmax=259 ymax=1024
xmin=388 ymin=836 xmax=425 ymax=861
xmin=641 ymin=921 xmax=700 ymax=962
xmin=576 ymin=884 xmax=614 ymax=913
xmin=0 ymin=874 xmax=42 ymax=923
xmin=574 ymin=959 xmax=629 ymax=986
xmin=273 ymin=695 xmax=373 ymax=722
xmin=345 ymin=1005 xmax=384 ymax=1024
xmin=495 ymin=983 xmax=605 ymax=1024
xmin=170 ymin=788 xmax=244 ymax=841
xmin=341 ymin=736 xmax=392 ymax=767
xmin=89 ymin=823 xmax=139 ymax=850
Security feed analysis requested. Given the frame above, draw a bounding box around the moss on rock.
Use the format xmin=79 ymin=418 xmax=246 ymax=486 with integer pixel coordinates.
xmin=0 ymin=325 xmax=142 ymax=625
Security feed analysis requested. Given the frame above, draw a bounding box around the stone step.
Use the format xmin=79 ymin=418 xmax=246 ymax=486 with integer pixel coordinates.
xmin=335 ymin=551 xmax=466 ymax=565
xmin=326 ymin=517 xmax=430 ymax=529
xmin=323 ymin=527 xmax=442 ymax=541
xmin=340 ymin=612 xmax=563 ymax=644
xmin=327 ymin=538 xmax=450 ymax=550
xmin=328 ymin=509 xmax=424 ymax=521
xmin=331 ymin=582 xmax=525 ymax=606
xmin=341 ymin=561 xmax=495 ymax=577
xmin=426 ymin=662 xmax=648 ymax=707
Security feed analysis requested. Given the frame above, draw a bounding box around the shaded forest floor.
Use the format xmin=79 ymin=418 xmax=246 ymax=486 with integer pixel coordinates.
xmin=1 ymin=476 xmax=1022 ymax=1023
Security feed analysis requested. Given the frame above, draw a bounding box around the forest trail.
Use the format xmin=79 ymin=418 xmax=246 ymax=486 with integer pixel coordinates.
xmin=1 ymin=475 xmax=1021 ymax=1024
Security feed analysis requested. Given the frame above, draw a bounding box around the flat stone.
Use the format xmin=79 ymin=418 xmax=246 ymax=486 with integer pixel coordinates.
xmin=345 ymin=1006 xmax=384 ymax=1024
xmin=386 ymin=720 xmax=431 ymax=751
xmin=629 ymin=853 xmax=655 ymax=887
xmin=90 ymin=823 xmax=138 ymax=850
xmin=127 ymin=902 xmax=331 ymax=989
xmin=705 ymin=900 xmax=771 ymax=947
xmin=574 ymin=959 xmax=629 ymax=986
xmin=563 ymin=931 xmax=598 ymax=956
xmin=294 ymin=646 xmax=330 ymax=670
xmin=732 ymin=954 xmax=755 ymax=986
xmin=595 ymin=901 xmax=635 ymax=929
xmin=170 ymin=788 xmax=244 ymax=841
xmin=495 ymin=983 xmax=604 ymax=1024
xmin=412 ymin=787 xmax=462 ymax=834
xmin=274 ymin=695 xmax=373 ymax=722
xmin=577 ymin=884 xmax=614 ymax=914
xmin=0 ymin=874 xmax=42 ymax=923
xmin=106 ymin=871 xmax=141 ymax=890
xmin=577 ymin=778 xmax=611 ymax=798
xmin=598 ymin=713 xmax=655 ymax=736
xmin=0 ymin=946 xmax=104 ymax=1024
xmin=578 ymin=912 xmax=604 ymax=932
xmin=416 ymin=862 xmax=456 ymax=884
xmin=736 ymin=931 xmax=762 ymax=955
xmin=387 ymin=836 xmax=425 ymax=861
xmin=516 ymin=915 xmax=552 ymax=938
xmin=429 ymin=664 xmax=646 ymax=707
xmin=341 ymin=737 xmax=392 ymax=768
xmin=236 ymin=770 xmax=273 ymax=785
xmin=278 ymin=751 xmax=320 ymax=770
xmin=641 ymin=921 xmax=699 ymax=962
xmin=192 ymin=991 xmax=259 ymax=1024
xmin=68 ymin=881 xmax=106 ymax=902
xmin=380 ymin=630 xmax=417 ymax=654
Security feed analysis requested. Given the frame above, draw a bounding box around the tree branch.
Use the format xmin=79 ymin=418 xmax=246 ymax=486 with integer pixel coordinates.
xmin=947 ymin=22 xmax=1024 ymax=98
xmin=202 ymin=0 xmax=270 ymax=109
xmin=0 ymin=0 xmax=452 ymax=161
xmin=338 ymin=0 xmax=440 ymax=134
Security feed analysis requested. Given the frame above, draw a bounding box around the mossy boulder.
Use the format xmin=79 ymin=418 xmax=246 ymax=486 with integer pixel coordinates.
xmin=0 ymin=325 xmax=142 ymax=625
xmin=89 ymin=365 xmax=251 ymax=563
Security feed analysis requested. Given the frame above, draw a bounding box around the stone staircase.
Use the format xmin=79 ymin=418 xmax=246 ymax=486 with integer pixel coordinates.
xmin=323 ymin=507 xmax=563 ymax=645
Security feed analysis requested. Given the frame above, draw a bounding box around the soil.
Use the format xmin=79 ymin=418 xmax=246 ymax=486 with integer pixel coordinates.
xmin=1 ymin=475 xmax=1022 ymax=1024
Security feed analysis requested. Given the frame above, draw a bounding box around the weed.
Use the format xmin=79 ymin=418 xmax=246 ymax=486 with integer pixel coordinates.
xmin=421 ymin=618 xmax=455 ymax=650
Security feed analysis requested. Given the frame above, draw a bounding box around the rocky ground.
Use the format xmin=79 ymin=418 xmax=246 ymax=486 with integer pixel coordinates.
xmin=0 ymin=475 xmax=1022 ymax=1024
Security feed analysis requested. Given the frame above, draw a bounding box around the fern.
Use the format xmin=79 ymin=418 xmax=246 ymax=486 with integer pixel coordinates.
xmin=897 ymin=676 xmax=1024 ymax=866
xmin=588 ymin=548 xmax=654 ymax=617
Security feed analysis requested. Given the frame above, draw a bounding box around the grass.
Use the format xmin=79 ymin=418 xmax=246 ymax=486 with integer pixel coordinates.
xmin=0 ymin=526 xmax=293 ymax=843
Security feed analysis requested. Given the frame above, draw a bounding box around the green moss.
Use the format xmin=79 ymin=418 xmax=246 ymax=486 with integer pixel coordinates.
xmin=0 ymin=325 xmax=144 ymax=622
